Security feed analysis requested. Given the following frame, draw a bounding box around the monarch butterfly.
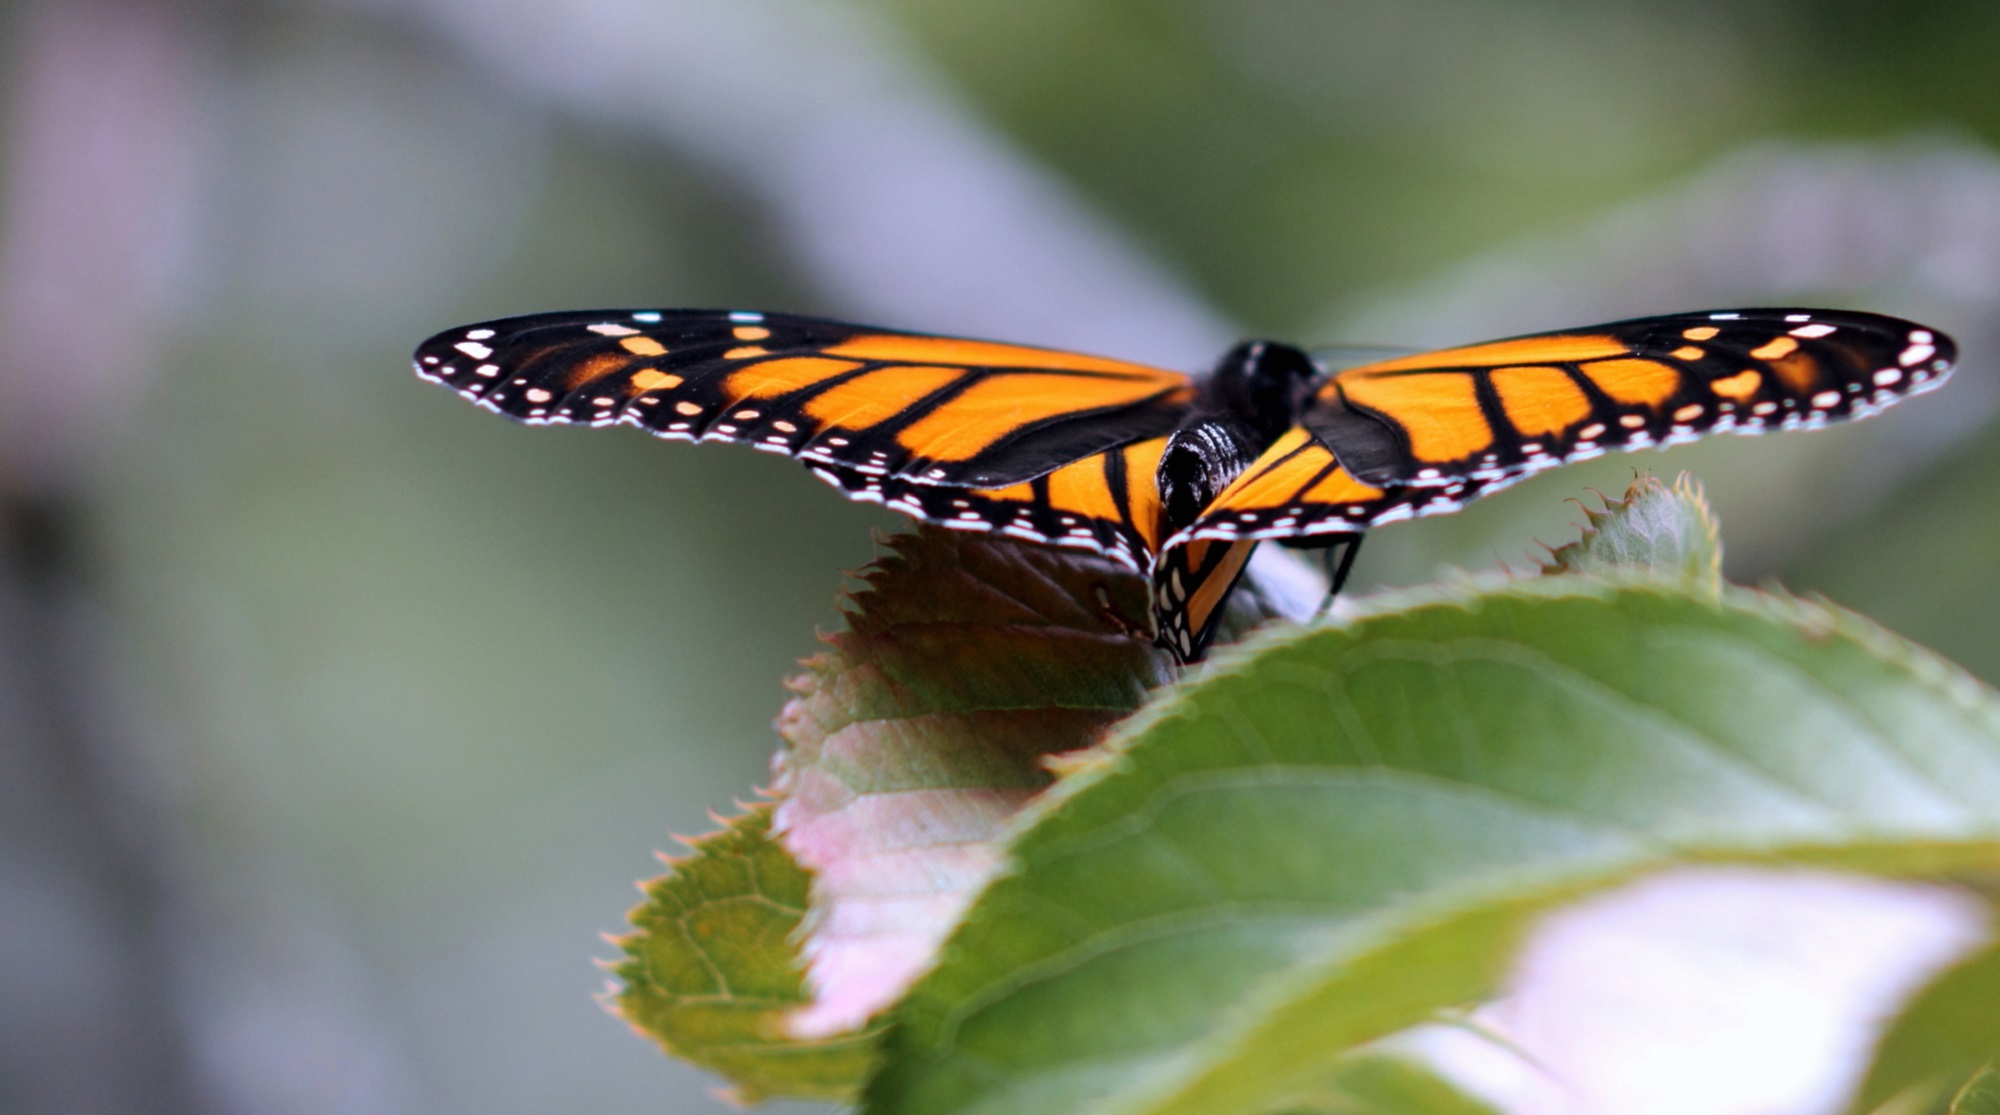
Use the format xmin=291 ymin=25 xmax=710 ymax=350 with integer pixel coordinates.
xmin=413 ymin=307 xmax=1954 ymax=662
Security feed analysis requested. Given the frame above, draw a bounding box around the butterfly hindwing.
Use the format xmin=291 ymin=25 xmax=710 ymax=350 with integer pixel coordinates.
xmin=1163 ymin=428 xmax=1496 ymax=548
xmin=413 ymin=309 xmax=1196 ymax=488
xmin=1308 ymin=309 xmax=1954 ymax=487
xmin=1147 ymin=430 xmax=1496 ymax=655
xmin=1152 ymin=538 xmax=1259 ymax=663
xmin=815 ymin=436 xmax=1169 ymax=572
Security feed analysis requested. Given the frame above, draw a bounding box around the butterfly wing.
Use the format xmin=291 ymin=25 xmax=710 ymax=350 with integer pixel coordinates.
xmin=413 ymin=309 xmax=1196 ymax=488
xmin=1149 ymin=428 xmax=1497 ymax=660
xmin=1307 ymin=309 xmax=1954 ymax=487
xmin=1152 ymin=538 xmax=1260 ymax=663
xmin=1164 ymin=428 xmax=1493 ymax=547
xmin=814 ymin=436 xmax=1170 ymax=572
xmin=1154 ymin=307 xmax=1954 ymax=660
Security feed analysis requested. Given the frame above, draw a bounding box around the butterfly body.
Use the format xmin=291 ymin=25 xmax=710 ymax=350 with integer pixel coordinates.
xmin=414 ymin=307 xmax=1954 ymax=663
xmin=1157 ymin=341 xmax=1319 ymax=533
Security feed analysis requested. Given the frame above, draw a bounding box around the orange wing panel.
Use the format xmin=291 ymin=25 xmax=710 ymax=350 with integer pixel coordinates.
xmin=1205 ymin=431 xmax=1385 ymax=512
xmin=1766 ymin=352 xmax=1823 ymax=394
xmin=1338 ymin=371 xmax=1493 ymax=464
xmin=726 ymin=357 xmax=864 ymax=398
xmin=557 ymin=351 xmax=634 ymax=391
xmin=1353 ymin=333 xmax=1627 ymax=373
xmin=1707 ymin=369 xmax=1762 ymax=400
xmin=1205 ymin=429 xmax=1323 ymax=510
xmin=1490 ymin=365 xmax=1591 ymax=438
xmin=1118 ymin=436 xmax=1168 ymax=552
xmin=1580 ymin=358 xmax=1681 ymax=407
xmin=1181 ymin=540 xmax=1255 ymax=645
xmin=803 ymin=365 xmax=963 ymax=429
xmin=1302 ymin=465 xmax=1385 ymax=504
xmin=896 ymin=372 xmax=1182 ymax=462
xmin=1043 ymin=452 xmax=1121 ymax=524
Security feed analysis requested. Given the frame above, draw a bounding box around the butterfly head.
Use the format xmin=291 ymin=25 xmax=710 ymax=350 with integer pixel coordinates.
xmin=1158 ymin=341 xmax=1320 ymax=535
xmin=1208 ymin=340 xmax=1320 ymax=443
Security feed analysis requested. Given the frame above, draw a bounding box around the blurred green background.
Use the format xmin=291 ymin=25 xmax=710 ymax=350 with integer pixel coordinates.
xmin=2 ymin=1 xmax=1996 ymax=1112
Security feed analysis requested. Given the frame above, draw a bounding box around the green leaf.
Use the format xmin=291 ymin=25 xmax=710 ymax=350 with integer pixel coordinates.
xmin=1540 ymin=472 xmax=1721 ymax=591
xmin=1851 ymin=938 xmax=2000 ymax=1114
xmin=863 ymin=575 xmax=2000 ymax=1115
xmin=608 ymin=527 xmax=1293 ymax=1101
xmin=606 ymin=804 xmax=878 ymax=1104
xmin=769 ymin=529 xmax=1175 ymax=1039
xmin=1952 ymin=1065 xmax=2000 ymax=1115
xmin=1277 ymin=1053 xmax=1503 ymax=1115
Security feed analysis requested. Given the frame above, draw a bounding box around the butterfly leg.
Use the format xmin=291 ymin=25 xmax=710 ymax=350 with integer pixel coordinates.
xmin=1091 ymin=584 xmax=1149 ymax=642
xmin=1326 ymin=534 xmax=1364 ymax=595
xmin=1312 ymin=534 xmax=1365 ymax=619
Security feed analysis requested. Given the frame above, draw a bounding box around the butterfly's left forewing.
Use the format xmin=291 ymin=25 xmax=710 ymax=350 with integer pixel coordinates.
xmin=1308 ymin=309 xmax=1954 ymax=487
xmin=413 ymin=309 xmax=1195 ymax=489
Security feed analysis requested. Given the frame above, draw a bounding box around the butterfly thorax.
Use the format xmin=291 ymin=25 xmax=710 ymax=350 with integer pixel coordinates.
xmin=1157 ymin=341 xmax=1319 ymax=535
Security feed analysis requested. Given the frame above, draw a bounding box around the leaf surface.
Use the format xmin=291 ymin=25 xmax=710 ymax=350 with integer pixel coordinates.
xmin=1278 ymin=1053 xmax=1503 ymax=1115
xmin=1851 ymin=936 xmax=2000 ymax=1114
xmin=1954 ymin=1066 xmax=2000 ymax=1115
xmin=865 ymin=555 xmax=2000 ymax=1114
xmin=771 ymin=529 xmax=1173 ymax=1038
xmin=607 ymin=805 xmax=878 ymax=1103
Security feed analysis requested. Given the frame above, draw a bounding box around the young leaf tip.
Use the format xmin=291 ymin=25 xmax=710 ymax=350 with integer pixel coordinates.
xmin=1541 ymin=471 xmax=1722 ymax=590
xmin=607 ymin=803 xmax=879 ymax=1104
